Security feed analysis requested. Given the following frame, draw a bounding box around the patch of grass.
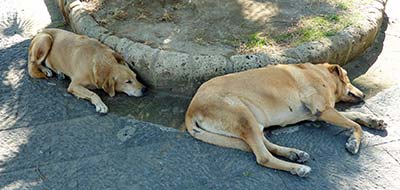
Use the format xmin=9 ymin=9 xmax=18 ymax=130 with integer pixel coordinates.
xmin=113 ymin=9 xmax=129 ymax=20
xmin=242 ymin=12 xmax=356 ymax=49
xmin=221 ymin=37 xmax=242 ymax=48
xmin=337 ymin=2 xmax=349 ymax=10
xmin=326 ymin=14 xmax=340 ymax=22
xmin=306 ymin=0 xmax=354 ymax=10
xmin=331 ymin=0 xmax=360 ymax=11
xmin=336 ymin=0 xmax=353 ymax=10
xmin=240 ymin=12 xmax=357 ymax=52
xmin=245 ymin=32 xmax=274 ymax=48
xmin=48 ymin=21 xmax=66 ymax=28
xmin=238 ymin=0 xmax=364 ymax=52
xmin=273 ymin=33 xmax=294 ymax=44
xmin=274 ymin=13 xmax=353 ymax=46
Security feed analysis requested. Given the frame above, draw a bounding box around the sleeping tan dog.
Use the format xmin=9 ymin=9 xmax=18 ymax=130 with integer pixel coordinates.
xmin=185 ymin=63 xmax=386 ymax=177
xmin=28 ymin=28 xmax=146 ymax=113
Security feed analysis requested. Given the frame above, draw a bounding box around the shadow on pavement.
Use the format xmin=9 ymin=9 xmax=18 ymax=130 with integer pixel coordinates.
xmin=0 ymin=13 xmax=33 ymax=37
xmin=0 ymin=28 xmax=394 ymax=190
xmin=335 ymin=14 xmax=388 ymax=111
xmin=344 ymin=14 xmax=388 ymax=80
xmin=1 ymin=1 xmax=398 ymax=189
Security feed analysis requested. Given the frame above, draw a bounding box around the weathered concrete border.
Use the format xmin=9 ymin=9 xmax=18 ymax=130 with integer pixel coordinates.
xmin=57 ymin=0 xmax=387 ymax=95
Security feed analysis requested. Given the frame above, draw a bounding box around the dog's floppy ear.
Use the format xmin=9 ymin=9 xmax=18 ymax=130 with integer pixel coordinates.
xmin=93 ymin=62 xmax=116 ymax=97
xmin=328 ymin=64 xmax=346 ymax=82
xmin=112 ymin=52 xmax=126 ymax=65
xmin=103 ymin=76 xmax=116 ymax=97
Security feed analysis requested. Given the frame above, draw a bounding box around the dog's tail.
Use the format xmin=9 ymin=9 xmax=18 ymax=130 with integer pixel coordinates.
xmin=28 ymin=31 xmax=53 ymax=78
xmin=185 ymin=113 xmax=251 ymax=152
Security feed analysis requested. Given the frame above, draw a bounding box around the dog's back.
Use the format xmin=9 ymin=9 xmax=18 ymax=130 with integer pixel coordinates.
xmin=189 ymin=63 xmax=336 ymax=126
xmin=184 ymin=63 xmax=371 ymax=176
xmin=29 ymin=28 xmax=113 ymax=78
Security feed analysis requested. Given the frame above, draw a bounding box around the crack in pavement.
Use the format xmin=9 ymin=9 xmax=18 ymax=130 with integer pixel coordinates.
xmin=382 ymin=147 xmax=400 ymax=166
xmin=368 ymin=139 xmax=400 ymax=148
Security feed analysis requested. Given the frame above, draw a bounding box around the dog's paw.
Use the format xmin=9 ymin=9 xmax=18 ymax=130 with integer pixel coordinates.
xmin=57 ymin=72 xmax=65 ymax=80
xmin=289 ymin=151 xmax=310 ymax=163
xmin=368 ymin=118 xmax=387 ymax=130
xmin=345 ymin=136 xmax=359 ymax=154
xmin=290 ymin=165 xmax=311 ymax=177
xmin=42 ymin=68 xmax=53 ymax=77
xmin=95 ymin=102 xmax=108 ymax=114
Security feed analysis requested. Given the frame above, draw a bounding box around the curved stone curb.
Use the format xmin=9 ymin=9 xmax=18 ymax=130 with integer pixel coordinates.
xmin=58 ymin=0 xmax=386 ymax=95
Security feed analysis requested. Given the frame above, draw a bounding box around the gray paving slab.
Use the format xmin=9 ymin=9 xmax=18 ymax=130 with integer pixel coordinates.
xmin=0 ymin=159 xmax=78 ymax=190
xmin=343 ymin=85 xmax=400 ymax=147
xmin=375 ymin=141 xmax=400 ymax=165
xmin=2 ymin=107 xmax=398 ymax=189
xmin=1 ymin=0 xmax=400 ymax=189
xmin=0 ymin=40 xmax=96 ymax=131
xmin=3 ymin=123 xmax=393 ymax=190
xmin=0 ymin=114 xmax=168 ymax=173
xmin=0 ymin=125 xmax=52 ymax=173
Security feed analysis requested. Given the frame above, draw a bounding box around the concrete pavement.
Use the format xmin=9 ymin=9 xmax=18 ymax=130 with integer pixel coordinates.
xmin=0 ymin=0 xmax=400 ymax=189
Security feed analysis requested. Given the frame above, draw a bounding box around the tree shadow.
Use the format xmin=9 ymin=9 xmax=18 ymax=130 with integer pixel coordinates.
xmin=0 ymin=37 xmax=101 ymax=189
xmin=0 ymin=0 xmax=92 ymax=188
xmin=343 ymin=13 xmax=388 ymax=80
xmin=1 ymin=0 xmax=395 ymax=189
xmin=0 ymin=13 xmax=33 ymax=36
xmin=335 ymin=13 xmax=387 ymax=111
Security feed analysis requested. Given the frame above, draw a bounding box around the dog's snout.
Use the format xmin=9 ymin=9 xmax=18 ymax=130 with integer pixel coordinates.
xmin=357 ymin=93 xmax=365 ymax=102
xmin=355 ymin=94 xmax=365 ymax=103
xmin=141 ymin=87 xmax=147 ymax=94
xmin=359 ymin=94 xmax=366 ymax=103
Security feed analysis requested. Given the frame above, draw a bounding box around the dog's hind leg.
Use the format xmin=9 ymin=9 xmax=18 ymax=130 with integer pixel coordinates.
xmin=340 ymin=111 xmax=387 ymax=130
xmin=318 ymin=108 xmax=363 ymax=154
xmin=242 ymin=120 xmax=311 ymax=177
xmin=28 ymin=33 xmax=53 ymax=78
xmin=187 ymin=124 xmax=252 ymax=152
xmin=262 ymin=137 xmax=310 ymax=163
xmin=186 ymin=102 xmax=311 ymax=176
xmin=28 ymin=54 xmax=52 ymax=78
xmin=186 ymin=108 xmax=252 ymax=152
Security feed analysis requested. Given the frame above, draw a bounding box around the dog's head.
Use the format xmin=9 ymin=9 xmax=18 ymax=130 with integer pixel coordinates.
xmin=94 ymin=52 xmax=146 ymax=97
xmin=327 ymin=64 xmax=365 ymax=103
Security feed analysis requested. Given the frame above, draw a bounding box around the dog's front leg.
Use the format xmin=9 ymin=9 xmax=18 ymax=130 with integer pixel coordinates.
xmin=67 ymin=82 xmax=108 ymax=113
xmin=340 ymin=111 xmax=387 ymax=130
xmin=318 ymin=108 xmax=363 ymax=154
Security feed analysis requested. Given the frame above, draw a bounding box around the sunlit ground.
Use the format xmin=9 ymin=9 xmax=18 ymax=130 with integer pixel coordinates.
xmin=0 ymin=0 xmax=51 ymax=48
xmin=0 ymin=0 xmax=399 ymax=189
xmin=0 ymin=0 xmax=52 ymax=189
xmin=352 ymin=0 xmax=400 ymax=96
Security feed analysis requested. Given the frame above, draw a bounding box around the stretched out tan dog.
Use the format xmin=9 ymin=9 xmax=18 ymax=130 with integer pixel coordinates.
xmin=28 ymin=28 xmax=146 ymax=113
xmin=185 ymin=63 xmax=386 ymax=177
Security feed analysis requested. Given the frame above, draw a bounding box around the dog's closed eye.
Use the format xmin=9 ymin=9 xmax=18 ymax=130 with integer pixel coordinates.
xmin=348 ymin=91 xmax=356 ymax=97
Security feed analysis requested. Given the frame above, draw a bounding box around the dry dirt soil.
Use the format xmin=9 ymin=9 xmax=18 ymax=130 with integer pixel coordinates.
xmin=90 ymin=0 xmax=359 ymax=56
